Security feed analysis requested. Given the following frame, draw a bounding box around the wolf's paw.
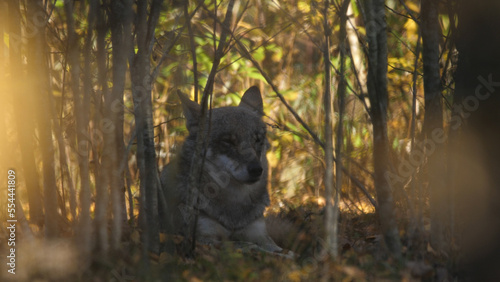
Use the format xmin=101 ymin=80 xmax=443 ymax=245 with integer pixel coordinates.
xmin=232 ymin=240 xmax=296 ymax=259
xmin=259 ymin=236 xmax=283 ymax=253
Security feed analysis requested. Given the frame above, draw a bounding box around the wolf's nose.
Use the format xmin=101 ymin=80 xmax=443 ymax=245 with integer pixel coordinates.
xmin=247 ymin=161 xmax=263 ymax=178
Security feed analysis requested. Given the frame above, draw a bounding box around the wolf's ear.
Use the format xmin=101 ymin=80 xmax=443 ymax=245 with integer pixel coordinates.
xmin=239 ymin=86 xmax=264 ymax=116
xmin=177 ymin=90 xmax=200 ymax=131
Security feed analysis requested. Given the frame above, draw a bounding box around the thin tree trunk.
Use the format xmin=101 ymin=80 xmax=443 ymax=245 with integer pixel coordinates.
xmin=421 ymin=0 xmax=446 ymax=252
xmin=335 ymin=0 xmax=350 ymax=258
xmin=363 ymin=0 xmax=402 ymax=258
xmin=322 ymin=0 xmax=335 ymax=260
xmin=77 ymin=0 xmax=96 ymax=257
xmin=109 ymin=0 xmax=132 ymax=252
xmin=8 ymin=0 xmax=44 ymax=227
xmin=94 ymin=1 xmax=110 ymax=254
xmin=63 ymin=0 xmax=82 ymax=228
xmin=323 ymin=0 xmax=349 ymax=262
xmin=408 ymin=31 xmax=423 ymax=252
xmin=347 ymin=2 xmax=367 ymax=95
xmin=26 ymin=0 xmax=59 ymax=238
xmin=53 ymin=98 xmax=77 ymax=222
xmin=131 ymin=0 xmax=163 ymax=255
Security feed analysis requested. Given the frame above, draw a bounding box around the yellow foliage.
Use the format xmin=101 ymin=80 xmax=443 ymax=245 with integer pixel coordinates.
xmin=297 ymin=1 xmax=311 ymax=13
xmin=406 ymin=2 xmax=420 ymax=13
xmin=267 ymin=150 xmax=279 ymax=167
xmin=388 ymin=57 xmax=401 ymax=67
xmin=287 ymin=270 xmax=303 ymax=282
xmin=404 ymin=19 xmax=419 ymax=42
xmin=284 ymin=90 xmax=299 ymax=102
xmin=271 ymin=49 xmax=283 ymax=62
xmin=280 ymin=132 xmax=295 ymax=144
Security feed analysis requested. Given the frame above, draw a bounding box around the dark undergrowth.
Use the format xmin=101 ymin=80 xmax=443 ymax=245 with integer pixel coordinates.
xmin=1 ymin=206 xmax=460 ymax=281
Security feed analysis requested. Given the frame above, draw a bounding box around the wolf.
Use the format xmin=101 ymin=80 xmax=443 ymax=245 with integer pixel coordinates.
xmin=160 ymin=86 xmax=282 ymax=253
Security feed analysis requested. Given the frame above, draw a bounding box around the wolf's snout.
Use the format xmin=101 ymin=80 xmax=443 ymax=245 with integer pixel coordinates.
xmin=247 ymin=161 xmax=263 ymax=178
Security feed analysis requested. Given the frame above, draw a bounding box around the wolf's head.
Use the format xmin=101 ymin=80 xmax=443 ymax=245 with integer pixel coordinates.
xmin=178 ymin=86 xmax=268 ymax=185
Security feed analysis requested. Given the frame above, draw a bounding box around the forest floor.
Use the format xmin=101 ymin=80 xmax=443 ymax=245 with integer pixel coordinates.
xmin=1 ymin=204 xmax=458 ymax=281
xmin=90 ymin=204 xmax=456 ymax=281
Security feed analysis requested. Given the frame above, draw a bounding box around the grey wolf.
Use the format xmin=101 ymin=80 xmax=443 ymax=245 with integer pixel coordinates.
xmin=160 ymin=86 xmax=282 ymax=253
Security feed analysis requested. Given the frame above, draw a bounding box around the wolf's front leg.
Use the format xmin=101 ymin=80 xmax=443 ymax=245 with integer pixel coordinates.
xmin=231 ymin=217 xmax=283 ymax=252
xmin=196 ymin=215 xmax=231 ymax=245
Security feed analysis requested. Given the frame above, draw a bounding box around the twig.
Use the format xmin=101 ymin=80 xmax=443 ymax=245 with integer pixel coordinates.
xmin=390 ymin=30 xmax=417 ymax=56
xmin=398 ymin=0 xmax=419 ymax=24
xmin=184 ymin=1 xmax=199 ymax=102
xmin=150 ymin=2 xmax=203 ymax=82
xmin=385 ymin=4 xmax=413 ymax=20
xmin=218 ymin=23 xmax=293 ymax=73
xmin=388 ymin=63 xmax=422 ymax=76
xmin=343 ymin=155 xmax=375 ymax=178
xmin=271 ymin=0 xmax=323 ymax=52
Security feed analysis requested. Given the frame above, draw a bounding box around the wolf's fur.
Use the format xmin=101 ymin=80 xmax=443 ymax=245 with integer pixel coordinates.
xmin=160 ymin=86 xmax=282 ymax=252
